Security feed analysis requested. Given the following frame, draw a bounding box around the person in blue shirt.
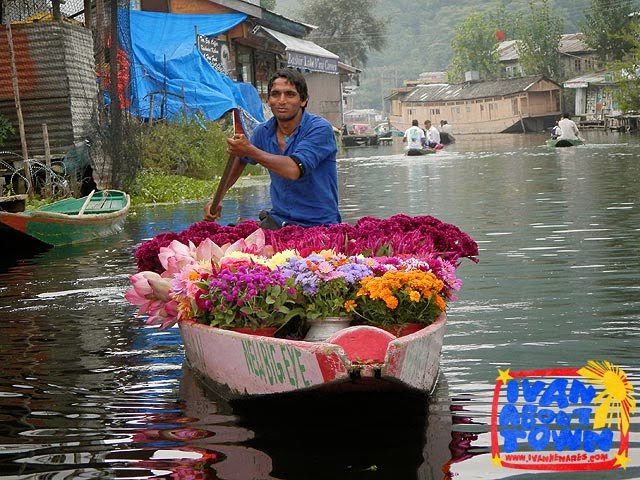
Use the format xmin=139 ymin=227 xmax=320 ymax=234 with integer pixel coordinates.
xmin=204 ymin=68 xmax=341 ymax=229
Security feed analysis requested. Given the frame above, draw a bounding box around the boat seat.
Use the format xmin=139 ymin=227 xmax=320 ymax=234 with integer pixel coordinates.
xmin=49 ymin=203 xmax=122 ymax=215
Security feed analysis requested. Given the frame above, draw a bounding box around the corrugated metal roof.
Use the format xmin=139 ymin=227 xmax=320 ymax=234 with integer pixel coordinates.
xmin=497 ymin=40 xmax=519 ymax=62
xmin=559 ymin=33 xmax=589 ymax=54
xmin=258 ymin=26 xmax=338 ymax=59
xmin=564 ymin=70 xmax=615 ymax=88
xmin=402 ymin=76 xmax=556 ymax=103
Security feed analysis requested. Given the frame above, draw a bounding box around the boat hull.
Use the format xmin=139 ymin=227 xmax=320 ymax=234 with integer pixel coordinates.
xmin=546 ymin=138 xmax=584 ymax=147
xmin=406 ymin=148 xmax=436 ymax=156
xmin=0 ymin=190 xmax=130 ymax=248
xmin=179 ymin=313 xmax=446 ymax=401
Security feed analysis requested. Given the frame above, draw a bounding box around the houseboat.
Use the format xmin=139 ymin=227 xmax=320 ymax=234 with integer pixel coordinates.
xmin=387 ymin=76 xmax=562 ymax=135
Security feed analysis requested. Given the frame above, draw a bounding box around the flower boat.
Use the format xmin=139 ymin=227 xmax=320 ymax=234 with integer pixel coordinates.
xmin=127 ymin=214 xmax=478 ymax=401
xmin=179 ymin=314 xmax=447 ymax=401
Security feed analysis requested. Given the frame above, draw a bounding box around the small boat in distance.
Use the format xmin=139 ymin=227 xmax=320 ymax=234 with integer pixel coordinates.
xmin=179 ymin=314 xmax=447 ymax=402
xmin=0 ymin=189 xmax=130 ymax=250
xmin=406 ymin=147 xmax=439 ymax=156
xmin=546 ymin=137 xmax=585 ymax=147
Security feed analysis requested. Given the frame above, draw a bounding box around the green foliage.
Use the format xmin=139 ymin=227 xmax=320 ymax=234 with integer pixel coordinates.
xmin=278 ymin=0 xmax=586 ymax=110
xmin=580 ymin=0 xmax=636 ymax=62
xmin=298 ymin=0 xmax=386 ymax=68
xmin=609 ymin=22 xmax=640 ymax=113
xmin=128 ymin=169 xmax=218 ymax=205
xmin=515 ymin=0 xmax=563 ymax=80
xmin=140 ymin=114 xmax=230 ymax=180
xmin=448 ymin=11 xmax=505 ymax=83
xmin=0 ymin=115 xmax=15 ymax=146
xmin=128 ymin=165 xmax=265 ymax=206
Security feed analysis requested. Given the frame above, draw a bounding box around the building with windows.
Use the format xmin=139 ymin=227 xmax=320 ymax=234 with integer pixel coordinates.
xmin=497 ymin=33 xmax=601 ymax=80
xmin=387 ymin=76 xmax=561 ymax=134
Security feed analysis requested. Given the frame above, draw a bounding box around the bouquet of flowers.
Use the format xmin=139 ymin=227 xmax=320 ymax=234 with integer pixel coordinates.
xmin=126 ymin=229 xmax=292 ymax=329
xmin=190 ymin=263 xmax=299 ymax=329
xmin=278 ymin=251 xmax=376 ymax=320
xmin=134 ymin=214 xmax=479 ymax=274
xmin=338 ymin=255 xmax=457 ymax=328
xmin=126 ymin=215 xmax=478 ymax=334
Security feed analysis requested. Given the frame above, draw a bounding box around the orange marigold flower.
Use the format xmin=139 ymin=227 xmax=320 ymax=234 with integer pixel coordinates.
xmin=344 ymin=299 xmax=357 ymax=312
xmin=408 ymin=290 xmax=421 ymax=302
xmin=385 ymin=295 xmax=399 ymax=309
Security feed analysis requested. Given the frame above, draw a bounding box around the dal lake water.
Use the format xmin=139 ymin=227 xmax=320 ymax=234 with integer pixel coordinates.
xmin=1 ymin=131 xmax=639 ymax=480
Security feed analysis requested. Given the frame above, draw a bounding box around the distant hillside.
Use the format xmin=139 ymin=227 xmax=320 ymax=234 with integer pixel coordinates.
xmin=274 ymin=0 xmax=637 ymax=109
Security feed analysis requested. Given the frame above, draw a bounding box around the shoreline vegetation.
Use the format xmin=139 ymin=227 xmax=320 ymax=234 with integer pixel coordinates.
xmin=129 ymin=116 xmax=269 ymax=208
xmin=128 ymin=169 xmax=269 ymax=208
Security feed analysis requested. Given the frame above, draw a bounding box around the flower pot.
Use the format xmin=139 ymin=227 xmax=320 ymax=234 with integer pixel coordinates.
xmin=231 ymin=327 xmax=278 ymax=337
xmin=304 ymin=316 xmax=353 ymax=342
xmin=381 ymin=322 xmax=424 ymax=337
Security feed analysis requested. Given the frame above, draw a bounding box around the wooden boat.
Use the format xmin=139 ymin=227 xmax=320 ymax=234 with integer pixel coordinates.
xmin=0 ymin=193 xmax=28 ymax=213
xmin=546 ymin=137 xmax=584 ymax=147
xmin=406 ymin=148 xmax=437 ymax=156
xmin=342 ymin=134 xmax=379 ymax=147
xmin=0 ymin=189 xmax=130 ymax=249
xmin=179 ymin=313 xmax=446 ymax=402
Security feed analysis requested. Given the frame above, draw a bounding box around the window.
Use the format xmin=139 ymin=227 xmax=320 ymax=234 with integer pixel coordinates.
xmin=512 ymin=98 xmax=519 ymax=115
xmin=236 ymin=46 xmax=253 ymax=83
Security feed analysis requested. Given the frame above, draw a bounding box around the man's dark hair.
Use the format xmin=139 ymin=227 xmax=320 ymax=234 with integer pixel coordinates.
xmin=412 ymin=119 xmax=419 ymax=126
xmin=268 ymin=68 xmax=309 ymax=103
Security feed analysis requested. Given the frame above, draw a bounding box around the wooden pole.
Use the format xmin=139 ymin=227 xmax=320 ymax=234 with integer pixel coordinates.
xmin=182 ymin=85 xmax=187 ymax=118
xmin=109 ymin=0 xmax=121 ymax=188
xmin=52 ymin=0 xmax=61 ymax=20
xmin=83 ymin=0 xmax=92 ymax=29
xmin=42 ymin=124 xmax=52 ymax=198
xmin=148 ymin=95 xmax=154 ymax=127
xmin=6 ymin=24 xmax=30 ymax=189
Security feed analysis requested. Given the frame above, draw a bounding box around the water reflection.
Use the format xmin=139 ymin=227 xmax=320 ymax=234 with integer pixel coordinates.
xmin=177 ymin=366 xmax=459 ymax=480
xmin=1 ymin=131 xmax=640 ymax=479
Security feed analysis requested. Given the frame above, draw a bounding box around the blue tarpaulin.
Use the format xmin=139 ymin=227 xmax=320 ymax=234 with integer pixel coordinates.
xmin=118 ymin=9 xmax=264 ymax=126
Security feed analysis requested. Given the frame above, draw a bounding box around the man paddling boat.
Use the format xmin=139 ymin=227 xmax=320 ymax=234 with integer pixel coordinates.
xmin=204 ymin=68 xmax=341 ymax=229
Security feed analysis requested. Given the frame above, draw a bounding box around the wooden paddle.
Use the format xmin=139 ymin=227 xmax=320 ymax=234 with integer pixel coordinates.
xmin=207 ymin=109 xmax=243 ymax=220
xmin=77 ymin=189 xmax=96 ymax=215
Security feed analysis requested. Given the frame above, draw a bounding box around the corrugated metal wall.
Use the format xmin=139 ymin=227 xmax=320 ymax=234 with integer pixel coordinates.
xmin=0 ymin=21 xmax=97 ymax=158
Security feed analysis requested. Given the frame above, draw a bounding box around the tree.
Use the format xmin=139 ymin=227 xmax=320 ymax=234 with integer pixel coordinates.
xmin=580 ymin=0 xmax=636 ymax=63
xmin=448 ymin=11 xmax=504 ymax=83
xmin=515 ymin=0 xmax=563 ymax=80
xmin=298 ymin=0 xmax=386 ymax=68
xmin=610 ymin=21 xmax=640 ymax=112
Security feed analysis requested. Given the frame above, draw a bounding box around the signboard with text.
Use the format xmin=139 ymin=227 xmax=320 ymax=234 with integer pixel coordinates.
xmin=196 ymin=35 xmax=230 ymax=75
xmin=286 ymin=51 xmax=338 ymax=74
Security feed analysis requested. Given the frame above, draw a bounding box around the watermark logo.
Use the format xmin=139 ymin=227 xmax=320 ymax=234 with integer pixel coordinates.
xmin=490 ymin=360 xmax=636 ymax=471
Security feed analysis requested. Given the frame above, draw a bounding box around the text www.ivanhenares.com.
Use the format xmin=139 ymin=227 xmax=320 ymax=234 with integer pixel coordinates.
xmin=504 ymin=452 xmax=609 ymax=463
